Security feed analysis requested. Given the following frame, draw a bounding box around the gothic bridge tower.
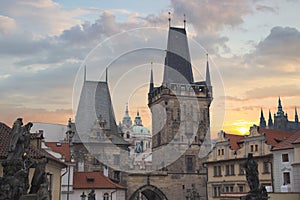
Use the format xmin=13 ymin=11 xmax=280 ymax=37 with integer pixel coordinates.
xmin=128 ymin=25 xmax=213 ymax=200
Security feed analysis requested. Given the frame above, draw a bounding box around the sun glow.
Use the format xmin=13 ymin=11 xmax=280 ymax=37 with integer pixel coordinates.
xmin=237 ymin=127 xmax=249 ymax=135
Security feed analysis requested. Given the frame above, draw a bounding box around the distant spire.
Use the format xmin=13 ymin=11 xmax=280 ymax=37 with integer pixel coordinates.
xmin=149 ymin=62 xmax=154 ymax=93
xmin=268 ymin=110 xmax=273 ymax=128
xmin=183 ymin=14 xmax=186 ymax=29
xmin=125 ymin=103 xmax=129 ymax=115
xmin=84 ymin=65 xmax=86 ymax=82
xmin=295 ymin=107 xmax=299 ymax=123
xmin=206 ymin=53 xmax=211 ymax=87
xmin=277 ymin=96 xmax=284 ymax=116
xmin=168 ymin=12 xmax=171 ymax=27
xmin=260 ymin=108 xmax=266 ymax=128
xmin=122 ymin=102 xmax=132 ymax=126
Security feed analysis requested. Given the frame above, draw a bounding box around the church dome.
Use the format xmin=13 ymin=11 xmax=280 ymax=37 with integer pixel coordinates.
xmin=132 ymin=125 xmax=150 ymax=135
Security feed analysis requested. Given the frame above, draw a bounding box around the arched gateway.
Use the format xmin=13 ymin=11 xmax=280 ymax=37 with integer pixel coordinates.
xmin=129 ymin=185 xmax=168 ymax=200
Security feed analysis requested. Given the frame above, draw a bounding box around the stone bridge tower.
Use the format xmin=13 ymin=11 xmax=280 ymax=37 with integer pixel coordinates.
xmin=127 ymin=25 xmax=213 ymax=200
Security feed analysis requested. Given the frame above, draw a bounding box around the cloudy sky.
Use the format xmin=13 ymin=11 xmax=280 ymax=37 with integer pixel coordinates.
xmin=0 ymin=0 xmax=300 ymax=137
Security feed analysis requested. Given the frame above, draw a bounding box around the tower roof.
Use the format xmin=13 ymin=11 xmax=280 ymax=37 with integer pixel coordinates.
xmin=206 ymin=54 xmax=211 ymax=87
xmin=163 ymin=27 xmax=194 ymax=84
xmin=75 ymin=81 xmax=119 ymax=140
xmin=149 ymin=64 xmax=154 ymax=93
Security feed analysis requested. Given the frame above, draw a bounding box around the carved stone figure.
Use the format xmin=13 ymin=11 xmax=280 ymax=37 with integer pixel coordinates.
xmin=245 ymin=153 xmax=259 ymax=192
xmin=0 ymin=118 xmax=50 ymax=200
xmin=243 ymin=153 xmax=269 ymax=200
xmin=7 ymin=118 xmax=32 ymax=161
xmin=30 ymin=158 xmax=48 ymax=194
xmin=88 ymin=189 xmax=96 ymax=200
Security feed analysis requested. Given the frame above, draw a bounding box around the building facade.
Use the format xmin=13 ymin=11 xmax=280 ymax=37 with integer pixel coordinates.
xmin=205 ymin=125 xmax=294 ymax=200
xmin=272 ymin=129 xmax=300 ymax=193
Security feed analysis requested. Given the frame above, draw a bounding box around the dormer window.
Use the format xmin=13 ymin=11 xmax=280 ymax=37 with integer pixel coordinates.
xmin=86 ymin=177 xmax=94 ymax=183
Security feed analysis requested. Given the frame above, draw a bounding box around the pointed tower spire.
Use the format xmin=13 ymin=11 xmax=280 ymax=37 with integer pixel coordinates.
xmin=206 ymin=53 xmax=211 ymax=87
xmin=122 ymin=103 xmax=132 ymax=126
xmin=260 ymin=108 xmax=266 ymax=128
xmin=268 ymin=110 xmax=273 ymax=128
xmin=295 ymin=107 xmax=299 ymax=123
xmin=125 ymin=103 xmax=129 ymax=115
xmin=149 ymin=62 xmax=154 ymax=93
xmin=277 ymin=96 xmax=284 ymax=116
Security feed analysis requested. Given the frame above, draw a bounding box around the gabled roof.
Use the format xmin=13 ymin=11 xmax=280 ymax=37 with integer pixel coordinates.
xmin=224 ymin=133 xmax=244 ymax=151
xmin=45 ymin=142 xmax=70 ymax=161
xmin=272 ymin=129 xmax=300 ymax=151
xmin=259 ymin=128 xmax=294 ymax=147
xmin=0 ymin=122 xmax=66 ymax=167
xmin=73 ymin=172 xmax=126 ymax=189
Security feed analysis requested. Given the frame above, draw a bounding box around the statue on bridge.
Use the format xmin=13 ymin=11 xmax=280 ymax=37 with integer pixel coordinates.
xmin=242 ymin=153 xmax=268 ymax=200
xmin=0 ymin=118 xmax=50 ymax=200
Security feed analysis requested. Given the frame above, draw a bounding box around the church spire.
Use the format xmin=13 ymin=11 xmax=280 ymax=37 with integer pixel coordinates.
xmin=268 ymin=110 xmax=273 ymax=128
xmin=295 ymin=107 xmax=299 ymax=123
xmin=149 ymin=62 xmax=154 ymax=93
xmin=260 ymin=108 xmax=266 ymax=128
xmin=277 ymin=96 xmax=284 ymax=116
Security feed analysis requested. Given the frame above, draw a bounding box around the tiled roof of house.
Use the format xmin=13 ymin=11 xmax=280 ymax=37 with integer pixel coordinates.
xmin=259 ymin=128 xmax=294 ymax=147
xmin=73 ymin=172 xmax=126 ymax=189
xmin=45 ymin=142 xmax=70 ymax=161
xmin=0 ymin=122 xmax=66 ymax=166
xmin=224 ymin=133 xmax=244 ymax=151
xmin=272 ymin=129 xmax=300 ymax=150
xmin=292 ymin=129 xmax=300 ymax=144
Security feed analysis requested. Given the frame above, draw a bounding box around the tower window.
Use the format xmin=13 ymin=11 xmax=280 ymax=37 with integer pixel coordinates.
xmin=186 ymin=156 xmax=194 ymax=173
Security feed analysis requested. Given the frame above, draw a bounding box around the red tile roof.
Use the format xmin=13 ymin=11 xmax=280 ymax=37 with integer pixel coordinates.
xmin=45 ymin=142 xmax=70 ymax=161
xmin=292 ymin=129 xmax=300 ymax=144
xmin=73 ymin=172 xmax=126 ymax=189
xmin=272 ymin=129 xmax=300 ymax=150
xmin=0 ymin=122 xmax=66 ymax=167
xmin=259 ymin=128 xmax=294 ymax=147
xmin=224 ymin=133 xmax=244 ymax=151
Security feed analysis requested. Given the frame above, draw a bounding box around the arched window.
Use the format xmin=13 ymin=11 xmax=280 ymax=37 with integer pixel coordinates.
xmin=103 ymin=193 xmax=109 ymax=200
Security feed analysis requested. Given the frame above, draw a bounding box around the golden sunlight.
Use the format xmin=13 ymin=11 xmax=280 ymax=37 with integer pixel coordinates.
xmin=237 ymin=127 xmax=249 ymax=135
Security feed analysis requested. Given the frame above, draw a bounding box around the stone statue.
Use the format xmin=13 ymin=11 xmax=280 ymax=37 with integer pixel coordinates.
xmin=7 ymin=118 xmax=32 ymax=161
xmin=242 ymin=153 xmax=269 ymax=200
xmin=0 ymin=118 xmax=50 ymax=200
xmin=88 ymin=189 xmax=96 ymax=200
xmin=245 ymin=153 xmax=259 ymax=192
xmin=30 ymin=158 xmax=48 ymax=194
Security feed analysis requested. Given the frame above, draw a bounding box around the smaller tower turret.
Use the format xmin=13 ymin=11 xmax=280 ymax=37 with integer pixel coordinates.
xmin=268 ymin=110 xmax=273 ymax=128
xmin=295 ymin=107 xmax=299 ymax=123
xmin=149 ymin=63 xmax=154 ymax=93
xmin=260 ymin=108 xmax=266 ymax=128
